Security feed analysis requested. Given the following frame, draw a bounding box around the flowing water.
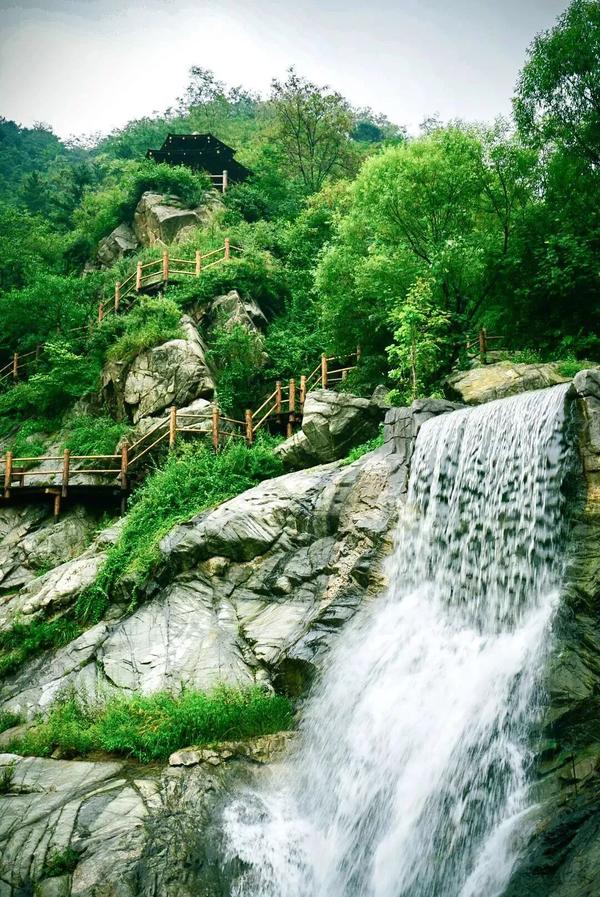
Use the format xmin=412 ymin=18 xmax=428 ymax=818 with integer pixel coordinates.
xmin=224 ymin=385 xmax=574 ymax=897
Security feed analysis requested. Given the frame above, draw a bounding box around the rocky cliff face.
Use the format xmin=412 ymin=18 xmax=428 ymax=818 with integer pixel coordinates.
xmin=0 ymin=397 xmax=450 ymax=897
xmin=1 ymin=375 xmax=599 ymax=897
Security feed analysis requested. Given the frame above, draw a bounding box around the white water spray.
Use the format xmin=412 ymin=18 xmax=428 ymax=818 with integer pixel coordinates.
xmin=224 ymin=386 xmax=573 ymax=897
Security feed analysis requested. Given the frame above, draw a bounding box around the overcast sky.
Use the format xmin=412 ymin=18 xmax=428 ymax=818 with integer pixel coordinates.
xmin=0 ymin=0 xmax=568 ymax=140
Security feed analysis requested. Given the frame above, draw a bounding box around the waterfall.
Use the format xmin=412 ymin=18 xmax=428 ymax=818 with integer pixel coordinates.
xmin=224 ymin=385 xmax=574 ymax=897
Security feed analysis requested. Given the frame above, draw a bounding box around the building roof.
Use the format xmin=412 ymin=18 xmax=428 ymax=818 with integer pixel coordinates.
xmin=146 ymin=133 xmax=251 ymax=181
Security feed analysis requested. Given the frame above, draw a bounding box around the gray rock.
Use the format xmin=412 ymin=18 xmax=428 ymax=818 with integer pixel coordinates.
xmin=97 ymin=223 xmax=139 ymax=268
xmin=209 ymin=289 xmax=267 ymax=333
xmin=1 ymin=445 xmax=405 ymax=719
xmin=275 ymin=389 xmax=384 ymax=469
xmin=103 ymin=316 xmax=216 ymax=423
xmin=572 ymin=368 xmax=600 ymax=400
xmin=133 ymin=192 xmax=203 ymax=247
xmin=0 ymin=506 xmax=98 ymax=597
xmin=446 ymin=361 xmax=570 ymax=405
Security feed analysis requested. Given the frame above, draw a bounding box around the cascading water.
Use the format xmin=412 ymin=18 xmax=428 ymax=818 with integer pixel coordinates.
xmin=224 ymin=385 xmax=574 ymax=897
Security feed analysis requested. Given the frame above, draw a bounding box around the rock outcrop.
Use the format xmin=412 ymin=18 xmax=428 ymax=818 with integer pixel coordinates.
xmin=207 ymin=290 xmax=268 ymax=333
xmin=0 ymin=506 xmax=99 ymax=598
xmin=133 ymin=192 xmax=203 ymax=246
xmin=446 ymin=361 xmax=570 ymax=405
xmin=275 ymin=389 xmax=385 ymax=469
xmin=0 ymin=396 xmax=446 ymax=722
xmin=102 ymin=316 xmax=215 ymax=423
xmin=502 ymin=369 xmax=600 ymax=897
xmin=0 ymin=743 xmax=283 ymax=897
xmin=97 ymin=223 xmax=139 ymax=268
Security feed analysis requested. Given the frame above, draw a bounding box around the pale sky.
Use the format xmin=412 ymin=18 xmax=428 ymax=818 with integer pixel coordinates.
xmin=0 ymin=0 xmax=569 ymax=140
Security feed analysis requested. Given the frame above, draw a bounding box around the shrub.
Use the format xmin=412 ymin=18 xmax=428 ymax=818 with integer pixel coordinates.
xmin=12 ymin=687 xmax=294 ymax=763
xmin=42 ymin=847 xmax=79 ymax=877
xmin=168 ymin=254 xmax=288 ymax=318
xmin=62 ymin=412 xmax=130 ymax=456
xmin=106 ymin=296 xmax=183 ymax=363
xmin=207 ymin=323 xmax=265 ymax=416
xmin=0 ymin=341 xmax=101 ymax=421
xmin=76 ymin=438 xmax=283 ymax=623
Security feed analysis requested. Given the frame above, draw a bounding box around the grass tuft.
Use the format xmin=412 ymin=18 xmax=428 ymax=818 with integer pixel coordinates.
xmin=11 ymin=687 xmax=294 ymax=763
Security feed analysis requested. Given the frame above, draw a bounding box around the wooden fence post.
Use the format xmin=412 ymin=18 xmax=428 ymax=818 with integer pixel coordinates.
xmin=12 ymin=353 xmax=18 ymax=381
xmin=61 ymin=449 xmax=70 ymax=499
xmin=53 ymin=492 xmax=61 ymax=523
xmin=321 ymin=354 xmax=328 ymax=389
xmin=356 ymin=344 xmax=362 ymax=362
xmin=287 ymin=378 xmax=296 ymax=437
xmin=224 ymin=238 xmax=231 ymax=261
xmin=115 ymin=282 xmax=121 ymax=313
xmin=275 ymin=381 xmax=282 ymax=415
xmin=162 ymin=249 xmax=169 ymax=282
xmin=212 ymin=405 xmax=220 ymax=450
xmin=4 ymin=451 xmax=13 ymax=499
xmin=120 ymin=441 xmax=129 ymax=496
xmin=245 ymin=409 xmax=253 ymax=445
xmin=169 ymin=406 xmax=177 ymax=449
xmin=195 ymin=250 xmax=202 ymax=276
xmin=222 ymin=170 xmax=228 ymax=193
xmin=300 ymin=375 xmax=307 ymax=408
xmin=479 ymin=328 xmax=487 ymax=365
xmin=136 ymin=261 xmax=142 ymax=292
xmin=98 ymin=302 xmax=104 ymax=324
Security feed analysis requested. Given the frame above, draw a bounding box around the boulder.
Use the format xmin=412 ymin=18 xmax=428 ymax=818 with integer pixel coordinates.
xmin=275 ymin=389 xmax=384 ymax=469
xmin=209 ymin=289 xmax=267 ymax=333
xmin=446 ymin=361 xmax=570 ymax=405
xmin=133 ymin=192 xmax=203 ymax=246
xmin=103 ymin=316 xmax=215 ymax=423
xmin=96 ymin=223 xmax=139 ymax=268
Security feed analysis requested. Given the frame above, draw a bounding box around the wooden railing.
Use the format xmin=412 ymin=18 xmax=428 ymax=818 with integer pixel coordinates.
xmin=0 ymin=348 xmax=360 ymax=516
xmin=465 ymin=328 xmax=501 ymax=365
xmin=0 ymin=240 xmax=243 ymax=391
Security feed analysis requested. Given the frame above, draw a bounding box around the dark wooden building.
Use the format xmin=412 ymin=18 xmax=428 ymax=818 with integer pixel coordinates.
xmin=146 ymin=133 xmax=251 ymax=191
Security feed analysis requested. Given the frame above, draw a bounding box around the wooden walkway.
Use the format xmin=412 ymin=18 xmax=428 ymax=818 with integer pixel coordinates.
xmin=1 ymin=350 xmax=359 ymax=518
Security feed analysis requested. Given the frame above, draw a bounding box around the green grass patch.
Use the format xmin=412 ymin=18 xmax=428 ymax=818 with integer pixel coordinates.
xmin=42 ymin=847 xmax=79 ymax=877
xmin=0 ymin=709 xmax=23 ymax=733
xmin=556 ymin=359 xmax=590 ymax=378
xmin=343 ymin=430 xmax=385 ymax=465
xmin=75 ymin=438 xmax=283 ymax=624
xmin=11 ymin=687 xmax=294 ymax=763
xmin=0 ymin=618 xmax=82 ymax=679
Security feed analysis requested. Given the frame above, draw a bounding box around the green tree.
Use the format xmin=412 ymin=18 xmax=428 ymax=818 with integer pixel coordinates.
xmin=387 ymin=278 xmax=451 ymax=401
xmin=270 ymin=69 xmax=355 ymax=192
xmin=514 ymin=0 xmax=600 ymax=167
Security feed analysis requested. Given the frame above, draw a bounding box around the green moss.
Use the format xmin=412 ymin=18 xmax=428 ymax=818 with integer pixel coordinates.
xmin=12 ymin=687 xmax=294 ymax=763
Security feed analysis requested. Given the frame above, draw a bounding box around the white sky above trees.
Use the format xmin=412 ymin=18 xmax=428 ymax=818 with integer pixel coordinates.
xmin=0 ymin=0 xmax=568 ymax=141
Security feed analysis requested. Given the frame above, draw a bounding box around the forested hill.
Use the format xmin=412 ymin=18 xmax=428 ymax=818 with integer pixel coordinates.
xmin=0 ymin=0 xmax=598 ymax=459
